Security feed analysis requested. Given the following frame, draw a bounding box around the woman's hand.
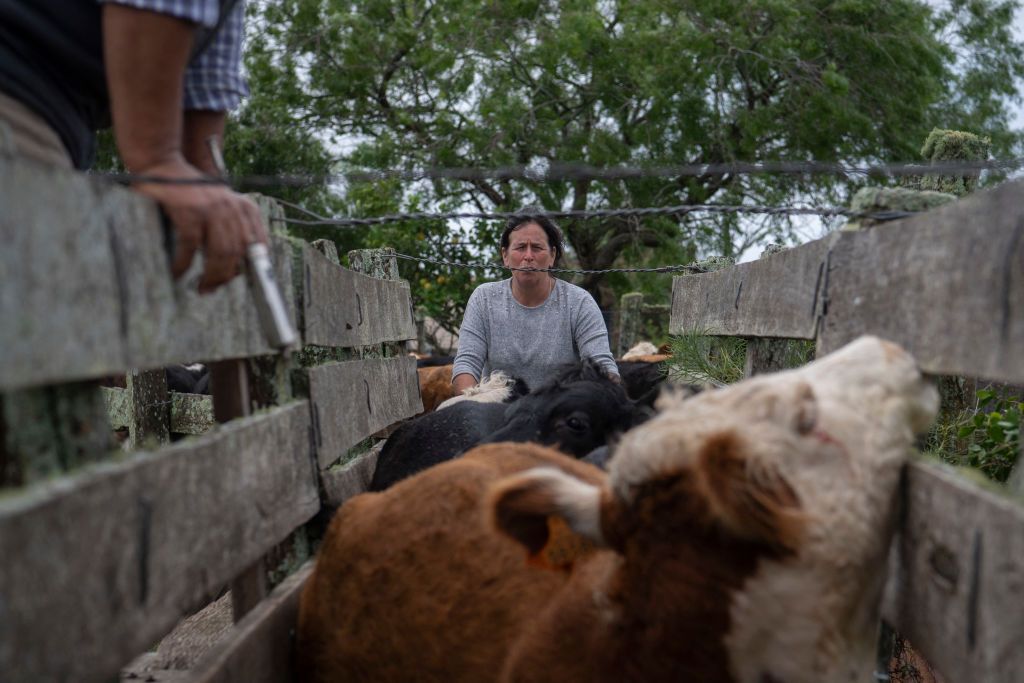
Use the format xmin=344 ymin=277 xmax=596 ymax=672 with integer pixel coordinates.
xmin=452 ymin=373 xmax=478 ymax=394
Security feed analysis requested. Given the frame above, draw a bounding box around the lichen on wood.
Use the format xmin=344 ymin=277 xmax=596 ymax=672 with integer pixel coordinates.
xmin=2 ymin=382 xmax=113 ymax=487
xmin=170 ymin=392 xmax=215 ymax=435
xmin=919 ymin=128 xmax=991 ymax=196
xmin=843 ymin=187 xmax=956 ymax=231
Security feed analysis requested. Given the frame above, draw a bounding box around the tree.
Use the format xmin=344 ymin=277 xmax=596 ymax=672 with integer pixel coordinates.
xmin=247 ymin=0 xmax=1023 ymax=320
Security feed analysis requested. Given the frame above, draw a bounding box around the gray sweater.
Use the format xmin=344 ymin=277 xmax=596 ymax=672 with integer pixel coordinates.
xmin=452 ymin=278 xmax=619 ymax=392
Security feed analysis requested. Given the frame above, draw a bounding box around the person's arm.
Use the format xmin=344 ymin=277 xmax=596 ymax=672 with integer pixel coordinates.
xmin=181 ymin=109 xmax=226 ymax=175
xmin=102 ymin=3 xmax=265 ymax=294
xmin=452 ymin=373 xmax=477 ymax=393
xmin=573 ymin=293 xmax=621 ymax=380
xmin=451 ymin=288 xmax=489 ymax=391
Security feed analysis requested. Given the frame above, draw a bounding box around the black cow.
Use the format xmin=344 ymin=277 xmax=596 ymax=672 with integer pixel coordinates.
xmin=370 ymin=361 xmax=648 ymax=491
xmin=415 ymin=355 xmax=456 ymax=368
xmin=166 ymin=364 xmax=210 ymax=395
xmin=617 ymin=358 xmax=669 ymax=402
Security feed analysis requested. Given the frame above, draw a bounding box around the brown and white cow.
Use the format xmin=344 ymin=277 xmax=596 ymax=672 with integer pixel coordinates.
xmin=297 ymin=336 xmax=938 ymax=683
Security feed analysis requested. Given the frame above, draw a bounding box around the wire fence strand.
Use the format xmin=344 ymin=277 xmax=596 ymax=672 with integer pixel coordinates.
xmin=95 ymin=157 xmax=1024 ymax=188
xmin=392 ymin=252 xmax=708 ymax=275
xmin=271 ymin=204 xmax=915 ymax=229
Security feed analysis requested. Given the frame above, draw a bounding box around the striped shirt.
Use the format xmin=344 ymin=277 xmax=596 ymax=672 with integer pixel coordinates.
xmin=100 ymin=0 xmax=248 ymax=111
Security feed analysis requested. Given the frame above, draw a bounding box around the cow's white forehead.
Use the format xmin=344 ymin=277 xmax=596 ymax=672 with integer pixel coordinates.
xmin=608 ymin=336 xmax=938 ymax=500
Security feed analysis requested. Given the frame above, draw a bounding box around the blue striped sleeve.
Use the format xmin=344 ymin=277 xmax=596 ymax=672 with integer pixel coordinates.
xmin=98 ymin=0 xmax=220 ymax=28
xmin=98 ymin=0 xmax=248 ymax=112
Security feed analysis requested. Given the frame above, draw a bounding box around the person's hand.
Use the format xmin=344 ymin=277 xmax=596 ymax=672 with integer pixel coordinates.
xmin=132 ymin=156 xmax=267 ymax=294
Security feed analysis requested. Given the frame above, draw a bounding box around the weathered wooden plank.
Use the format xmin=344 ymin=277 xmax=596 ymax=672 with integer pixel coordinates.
xmin=169 ymin=392 xmax=216 ymax=434
xmin=112 ymin=226 xmax=298 ymax=373
xmin=0 ymin=160 xmax=125 ymax=389
xmin=2 ymin=381 xmax=113 ymax=486
xmin=301 ymin=244 xmax=417 ymax=348
xmin=0 ymin=402 xmax=318 ymax=683
xmin=0 ymin=157 xmax=297 ymax=391
xmin=320 ymin=442 xmax=383 ymax=508
xmin=818 ymin=180 xmax=1024 ymax=383
xmin=669 ymin=237 xmax=830 ymax=338
xmin=882 ymin=459 xmax=1024 ymax=683
xmin=617 ymin=292 xmax=644 ymax=357
xmin=743 ymin=338 xmax=808 ymax=377
xmin=306 ymin=355 xmax=422 ymax=469
xmin=188 ymin=562 xmax=314 ymax=683
xmin=105 ymin=388 xmax=214 ymax=435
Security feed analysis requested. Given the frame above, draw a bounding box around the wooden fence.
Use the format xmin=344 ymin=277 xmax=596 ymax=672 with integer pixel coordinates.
xmin=669 ymin=176 xmax=1024 ymax=683
xmin=4 ymin=149 xmax=1023 ymax=683
xmin=0 ymin=155 xmax=423 ymax=683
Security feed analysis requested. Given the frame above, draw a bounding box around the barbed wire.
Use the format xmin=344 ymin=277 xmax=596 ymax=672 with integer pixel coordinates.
xmin=270 ymin=203 xmax=914 ymax=229
xmin=96 ymin=157 xmax=1024 ymax=188
xmin=392 ymin=252 xmax=708 ymax=275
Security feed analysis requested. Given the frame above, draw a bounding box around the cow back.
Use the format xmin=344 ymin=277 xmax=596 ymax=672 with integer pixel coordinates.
xmin=297 ymin=444 xmax=607 ymax=683
xmin=369 ymin=401 xmax=508 ymax=491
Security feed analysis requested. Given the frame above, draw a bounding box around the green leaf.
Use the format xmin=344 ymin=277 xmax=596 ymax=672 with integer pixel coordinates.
xmin=957 ymin=425 xmax=976 ymax=439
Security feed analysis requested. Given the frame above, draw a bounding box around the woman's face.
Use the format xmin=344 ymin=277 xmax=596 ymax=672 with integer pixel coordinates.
xmin=502 ymin=222 xmax=555 ymax=284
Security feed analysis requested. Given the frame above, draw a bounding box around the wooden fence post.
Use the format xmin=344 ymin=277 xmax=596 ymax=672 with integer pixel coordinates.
xmin=126 ymin=368 xmax=170 ymax=448
xmin=743 ymin=338 xmax=804 ymax=378
xmin=0 ymin=382 xmax=112 ymax=487
xmin=311 ymin=239 xmax=340 ymax=265
xmin=348 ymin=247 xmax=400 ymax=280
xmin=416 ymin=305 xmax=427 ymax=353
xmin=618 ymin=292 xmax=644 ymax=357
xmin=209 ymin=359 xmax=268 ymax=622
xmin=210 ymin=197 xmax=289 ymax=623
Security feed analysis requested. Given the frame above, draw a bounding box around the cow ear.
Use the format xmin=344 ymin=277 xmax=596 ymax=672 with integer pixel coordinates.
xmin=489 ymin=468 xmax=609 ymax=564
xmin=696 ymin=431 xmax=804 ymax=552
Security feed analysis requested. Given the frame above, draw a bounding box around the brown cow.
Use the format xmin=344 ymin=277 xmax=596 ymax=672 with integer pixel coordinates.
xmin=416 ymin=363 xmax=455 ymax=414
xmin=298 ymin=336 xmax=938 ymax=683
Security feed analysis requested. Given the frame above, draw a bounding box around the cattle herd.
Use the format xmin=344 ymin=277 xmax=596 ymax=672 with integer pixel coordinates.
xmin=296 ymin=337 xmax=939 ymax=683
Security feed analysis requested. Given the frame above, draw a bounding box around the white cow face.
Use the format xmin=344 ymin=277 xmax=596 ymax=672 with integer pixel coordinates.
xmin=492 ymin=336 xmax=938 ymax=683
xmin=609 ymin=335 xmax=938 ymax=683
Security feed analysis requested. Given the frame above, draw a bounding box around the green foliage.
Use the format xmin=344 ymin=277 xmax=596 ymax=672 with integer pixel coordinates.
xmin=664 ymin=332 xmax=815 ymax=386
xmin=92 ymin=129 xmax=124 ymax=173
xmin=665 ymin=331 xmax=748 ymax=387
xmin=225 ymin=2 xmax=341 ymax=219
xmin=922 ymin=128 xmax=992 ymax=162
xmin=928 ymin=389 xmax=1022 ymax=482
xmin=245 ymin=0 xmax=1024 ymax=325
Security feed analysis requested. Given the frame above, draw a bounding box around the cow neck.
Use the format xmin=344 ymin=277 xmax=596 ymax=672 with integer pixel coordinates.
xmin=598 ymin=471 xmax=795 ymax=682
xmin=510 ymin=275 xmax=556 ymax=308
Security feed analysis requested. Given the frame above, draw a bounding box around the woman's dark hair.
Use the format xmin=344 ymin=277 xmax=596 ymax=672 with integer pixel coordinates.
xmin=500 ymin=206 xmax=565 ymax=266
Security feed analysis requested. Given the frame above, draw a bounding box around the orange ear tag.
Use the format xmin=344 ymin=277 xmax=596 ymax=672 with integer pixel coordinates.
xmin=527 ymin=516 xmax=598 ymax=572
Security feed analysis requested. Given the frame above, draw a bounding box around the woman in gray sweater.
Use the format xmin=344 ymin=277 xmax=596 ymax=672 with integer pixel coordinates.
xmin=451 ymin=210 xmax=620 ymax=394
